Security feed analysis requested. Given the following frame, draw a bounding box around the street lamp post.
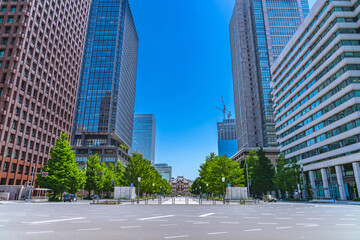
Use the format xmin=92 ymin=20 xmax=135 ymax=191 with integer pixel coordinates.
xmin=206 ymin=183 xmax=209 ymax=201
xmin=199 ymin=186 xmax=202 ymax=199
xmin=82 ymin=162 xmax=87 ymax=200
xmin=137 ymin=177 xmax=141 ymax=204
xmin=152 ymin=183 xmax=155 ymax=200
xmin=328 ymin=165 xmax=335 ymax=201
xmin=114 ymin=160 xmax=118 ymax=190
xmin=222 ymin=177 xmax=225 ymax=204
xmin=27 ymin=166 xmax=36 ymax=201
xmin=300 ymin=161 xmax=307 ymax=201
xmin=246 ymin=162 xmax=250 ymax=199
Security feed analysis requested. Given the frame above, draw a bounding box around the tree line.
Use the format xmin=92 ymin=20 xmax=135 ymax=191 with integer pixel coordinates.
xmin=36 ymin=133 xmax=171 ymax=199
xmin=191 ymin=148 xmax=304 ymax=198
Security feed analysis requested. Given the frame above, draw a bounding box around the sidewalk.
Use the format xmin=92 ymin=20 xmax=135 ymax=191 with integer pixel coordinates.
xmin=280 ymin=200 xmax=360 ymax=206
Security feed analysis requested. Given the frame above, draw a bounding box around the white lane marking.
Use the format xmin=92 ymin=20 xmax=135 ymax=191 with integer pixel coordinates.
xmin=164 ymin=235 xmax=189 ymax=239
xmin=137 ymin=215 xmax=174 ymax=221
xmin=297 ymin=223 xmax=319 ymax=227
xmin=193 ymin=222 xmax=209 ymax=225
xmin=23 ymin=217 xmax=85 ymax=224
xmin=26 ymin=231 xmax=54 ymax=234
xmin=336 ymin=224 xmax=356 ymax=226
xmin=71 ymin=221 xmax=91 ymax=224
xmin=304 ymin=224 xmax=319 ymax=228
xmin=207 ymin=232 xmax=228 ymax=235
xmin=243 ymin=217 xmax=259 ymax=219
xmin=340 ymin=218 xmax=357 ymax=221
xmin=275 ymin=218 xmax=292 ymax=220
xmin=276 ymin=227 xmax=293 ymax=230
xmin=258 ymin=222 xmax=277 ymax=225
xmin=77 ymin=228 xmax=101 ymax=231
xmin=109 ymin=219 xmax=126 ymax=222
xmin=0 ymin=225 xmax=4 ymax=227
xmin=220 ymin=222 xmax=239 ymax=224
xmin=121 ymin=226 xmax=141 ymax=229
xmin=199 ymin=213 xmax=214 ymax=217
xmin=160 ymin=224 xmax=178 ymax=227
xmin=307 ymin=218 xmax=324 ymax=220
xmin=244 ymin=229 xmax=262 ymax=232
xmin=0 ymin=220 xmax=9 ymax=223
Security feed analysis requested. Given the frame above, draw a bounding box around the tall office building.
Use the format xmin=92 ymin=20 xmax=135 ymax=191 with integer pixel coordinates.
xmin=229 ymin=0 xmax=309 ymax=153
xmin=154 ymin=163 xmax=172 ymax=181
xmin=217 ymin=119 xmax=237 ymax=158
xmin=131 ymin=114 xmax=156 ymax=165
xmin=271 ymin=0 xmax=360 ymax=200
xmin=72 ymin=0 xmax=139 ymax=166
xmin=0 ymin=0 xmax=91 ymax=187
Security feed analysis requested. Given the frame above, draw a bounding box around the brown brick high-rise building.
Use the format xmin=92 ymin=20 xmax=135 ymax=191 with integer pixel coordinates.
xmin=0 ymin=0 xmax=91 ymax=188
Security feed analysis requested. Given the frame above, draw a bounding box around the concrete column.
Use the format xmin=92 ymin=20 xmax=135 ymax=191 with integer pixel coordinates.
xmin=308 ymin=170 xmax=317 ymax=198
xmin=352 ymin=162 xmax=360 ymax=198
xmin=321 ymin=168 xmax=330 ymax=198
xmin=335 ymin=166 xmax=347 ymax=200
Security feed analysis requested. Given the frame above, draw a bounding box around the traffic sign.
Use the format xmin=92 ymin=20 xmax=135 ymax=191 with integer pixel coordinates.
xmin=130 ymin=183 xmax=134 ymax=187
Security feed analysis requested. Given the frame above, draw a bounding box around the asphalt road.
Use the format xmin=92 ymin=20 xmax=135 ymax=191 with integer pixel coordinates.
xmin=1 ymin=198 xmax=360 ymax=240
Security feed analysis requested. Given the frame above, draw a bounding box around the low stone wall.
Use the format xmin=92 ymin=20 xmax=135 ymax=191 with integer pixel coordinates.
xmin=225 ymin=187 xmax=248 ymax=200
xmin=0 ymin=192 xmax=10 ymax=201
xmin=0 ymin=185 xmax=26 ymax=200
xmin=114 ymin=187 xmax=136 ymax=200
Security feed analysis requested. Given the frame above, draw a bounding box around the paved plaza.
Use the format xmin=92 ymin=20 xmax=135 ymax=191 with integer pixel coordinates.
xmin=1 ymin=198 xmax=360 ymax=240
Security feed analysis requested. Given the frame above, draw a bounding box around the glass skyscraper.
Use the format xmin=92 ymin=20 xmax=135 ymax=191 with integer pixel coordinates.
xmin=229 ymin=0 xmax=309 ymax=151
xmin=131 ymin=114 xmax=156 ymax=165
xmin=217 ymin=119 xmax=237 ymax=158
xmin=72 ymin=0 xmax=139 ymax=165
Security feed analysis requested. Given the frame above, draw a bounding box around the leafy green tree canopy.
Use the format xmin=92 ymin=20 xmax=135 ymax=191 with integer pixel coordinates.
xmin=36 ymin=133 xmax=85 ymax=198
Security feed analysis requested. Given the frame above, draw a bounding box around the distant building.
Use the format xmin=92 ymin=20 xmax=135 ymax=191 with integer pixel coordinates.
xmin=154 ymin=163 xmax=172 ymax=181
xmin=0 ymin=0 xmax=91 ymax=187
xmin=229 ymin=0 xmax=309 ymax=157
xmin=231 ymin=147 xmax=279 ymax=165
xmin=170 ymin=176 xmax=193 ymax=196
xmin=271 ymin=0 xmax=360 ymax=200
xmin=72 ymin=0 xmax=139 ymax=167
xmin=132 ymin=114 xmax=156 ymax=165
xmin=217 ymin=119 xmax=237 ymax=158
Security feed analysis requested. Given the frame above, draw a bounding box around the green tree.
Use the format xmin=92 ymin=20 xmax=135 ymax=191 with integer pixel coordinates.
xmin=115 ymin=160 xmax=125 ymax=186
xmin=273 ymin=155 xmax=301 ymax=197
xmin=249 ymin=148 xmax=275 ymax=196
xmin=85 ymin=154 xmax=103 ymax=196
xmin=273 ymin=154 xmax=288 ymax=195
xmin=124 ymin=153 xmax=169 ymax=196
xmin=190 ymin=178 xmax=202 ymax=195
xmin=197 ymin=153 xmax=245 ymax=196
xmin=36 ymin=133 xmax=84 ymax=199
xmin=101 ymin=162 xmax=115 ymax=197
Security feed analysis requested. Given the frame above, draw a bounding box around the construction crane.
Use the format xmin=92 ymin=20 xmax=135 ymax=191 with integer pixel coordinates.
xmin=216 ymin=96 xmax=232 ymax=120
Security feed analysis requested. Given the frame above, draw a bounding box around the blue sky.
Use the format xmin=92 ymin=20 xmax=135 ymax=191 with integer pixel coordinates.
xmin=130 ymin=0 xmax=317 ymax=180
